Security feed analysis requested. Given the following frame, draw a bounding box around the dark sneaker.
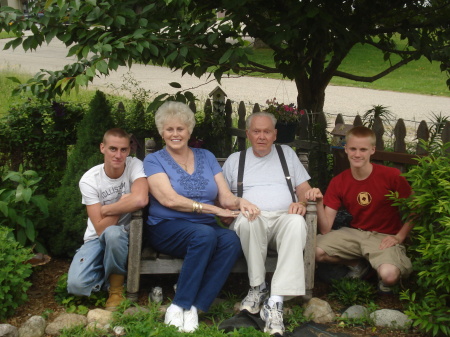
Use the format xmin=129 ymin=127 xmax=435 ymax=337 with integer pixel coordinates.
xmin=260 ymin=299 xmax=285 ymax=336
xmin=346 ymin=260 xmax=370 ymax=279
xmin=240 ymin=285 xmax=269 ymax=314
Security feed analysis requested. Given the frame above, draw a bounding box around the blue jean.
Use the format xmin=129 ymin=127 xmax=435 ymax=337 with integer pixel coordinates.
xmin=67 ymin=225 xmax=129 ymax=296
xmin=146 ymin=219 xmax=242 ymax=312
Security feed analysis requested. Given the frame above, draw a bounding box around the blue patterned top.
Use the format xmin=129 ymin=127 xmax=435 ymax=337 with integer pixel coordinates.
xmin=143 ymin=147 xmax=222 ymax=225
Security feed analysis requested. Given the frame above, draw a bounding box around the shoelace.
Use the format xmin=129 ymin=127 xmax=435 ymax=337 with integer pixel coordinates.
xmin=268 ymin=305 xmax=284 ymax=327
xmin=247 ymin=287 xmax=263 ymax=302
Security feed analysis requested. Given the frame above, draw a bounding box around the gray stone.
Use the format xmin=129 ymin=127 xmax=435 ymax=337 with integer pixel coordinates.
xmin=18 ymin=316 xmax=46 ymax=337
xmin=370 ymin=309 xmax=412 ymax=329
xmin=123 ymin=306 xmax=150 ymax=316
xmin=341 ymin=305 xmax=369 ymax=319
xmin=0 ymin=324 xmax=19 ymax=337
xmin=86 ymin=309 xmax=113 ymax=326
xmin=303 ymin=298 xmax=336 ymax=324
xmin=44 ymin=313 xmax=87 ymax=336
xmin=85 ymin=322 xmax=108 ymax=333
xmin=113 ymin=326 xmax=126 ymax=336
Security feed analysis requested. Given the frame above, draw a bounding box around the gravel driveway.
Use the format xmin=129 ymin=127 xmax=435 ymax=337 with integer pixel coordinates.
xmin=1 ymin=38 xmax=449 ymax=126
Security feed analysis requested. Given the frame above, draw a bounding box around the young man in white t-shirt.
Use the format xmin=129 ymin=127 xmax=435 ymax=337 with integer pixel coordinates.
xmin=222 ymin=113 xmax=311 ymax=336
xmin=67 ymin=128 xmax=148 ymax=311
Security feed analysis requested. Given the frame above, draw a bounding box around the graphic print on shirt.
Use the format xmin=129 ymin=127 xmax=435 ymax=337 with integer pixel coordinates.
xmin=101 ymin=181 xmax=126 ymax=204
xmin=357 ymin=191 xmax=372 ymax=206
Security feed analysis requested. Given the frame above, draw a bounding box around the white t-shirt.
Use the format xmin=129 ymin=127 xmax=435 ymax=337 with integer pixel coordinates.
xmin=79 ymin=156 xmax=146 ymax=242
xmin=223 ymin=145 xmax=310 ymax=211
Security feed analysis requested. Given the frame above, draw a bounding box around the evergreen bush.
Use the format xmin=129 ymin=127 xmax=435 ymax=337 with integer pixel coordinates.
xmin=0 ymin=99 xmax=83 ymax=195
xmin=0 ymin=226 xmax=33 ymax=320
xmin=47 ymin=91 xmax=115 ymax=257
xmin=390 ymin=142 xmax=450 ymax=336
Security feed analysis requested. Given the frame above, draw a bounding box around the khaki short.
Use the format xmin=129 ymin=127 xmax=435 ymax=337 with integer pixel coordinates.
xmin=317 ymin=227 xmax=412 ymax=278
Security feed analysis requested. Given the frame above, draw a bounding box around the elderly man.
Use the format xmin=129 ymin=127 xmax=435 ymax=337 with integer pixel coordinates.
xmin=67 ymin=128 xmax=149 ymax=311
xmin=222 ymin=112 xmax=311 ymax=336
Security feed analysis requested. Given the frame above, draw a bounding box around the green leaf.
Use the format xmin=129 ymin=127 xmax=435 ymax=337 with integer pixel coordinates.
xmin=219 ymin=48 xmax=233 ymax=64
xmin=25 ymin=219 xmax=35 ymax=242
xmin=148 ymin=44 xmax=158 ymax=56
xmin=0 ymin=201 xmax=8 ymax=217
xmin=169 ymin=82 xmax=182 ymax=88
xmin=95 ymin=60 xmax=108 ymax=74
xmin=22 ymin=188 xmax=32 ymax=203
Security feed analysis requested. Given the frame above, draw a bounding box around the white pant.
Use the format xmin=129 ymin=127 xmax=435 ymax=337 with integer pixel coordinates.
xmin=231 ymin=210 xmax=307 ymax=297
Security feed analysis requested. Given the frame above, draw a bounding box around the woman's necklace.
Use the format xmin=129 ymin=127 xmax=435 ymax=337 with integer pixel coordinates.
xmin=173 ymin=151 xmax=190 ymax=171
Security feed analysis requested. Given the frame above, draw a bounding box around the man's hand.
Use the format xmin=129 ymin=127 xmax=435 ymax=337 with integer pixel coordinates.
xmin=379 ymin=235 xmax=401 ymax=250
xmin=305 ymin=188 xmax=323 ymax=201
xmin=288 ymin=202 xmax=307 ymax=216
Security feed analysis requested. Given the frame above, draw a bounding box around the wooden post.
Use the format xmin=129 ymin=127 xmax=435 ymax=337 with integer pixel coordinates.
xmin=237 ymin=101 xmax=247 ymax=151
xmin=393 ymin=119 xmax=406 ymax=153
xmin=372 ymin=117 xmax=385 ymax=150
xmin=253 ymin=103 xmax=261 ymax=113
xmin=225 ymin=99 xmax=233 ymax=155
xmin=353 ymin=115 xmax=363 ymax=126
xmin=335 ymin=114 xmax=344 ymax=125
xmin=416 ymin=120 xmax=429 ymax=155
xmin=442 ymin=121 xmax=450 ymax=155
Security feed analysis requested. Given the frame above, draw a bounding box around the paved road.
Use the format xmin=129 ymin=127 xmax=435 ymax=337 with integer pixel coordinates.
xmin=1 ymin=37 xmax=449 ymax=124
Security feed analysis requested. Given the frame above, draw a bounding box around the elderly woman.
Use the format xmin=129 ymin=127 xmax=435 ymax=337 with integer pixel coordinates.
xmin=143 ymin=101 xmax=260 ymax=332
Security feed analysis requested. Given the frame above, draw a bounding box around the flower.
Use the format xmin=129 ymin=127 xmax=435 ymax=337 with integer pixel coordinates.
xmin=264 ymin=98 xmax=305 ymax=124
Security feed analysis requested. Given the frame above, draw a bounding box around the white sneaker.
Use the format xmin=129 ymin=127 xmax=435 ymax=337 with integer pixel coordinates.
xmin=164 ymin=309 xmax=183 ymax=331
xmin=346 ymin=260 xmax=370 ymax=279
xmin=260 ymin=299 xmax=285 ymax=336
xmin=182 ymin=307 xmax=199 ymax=333
xmin=240 ymin=285 xmax=269 ymax=314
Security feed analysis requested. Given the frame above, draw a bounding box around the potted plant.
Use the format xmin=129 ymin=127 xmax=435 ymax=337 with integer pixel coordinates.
xmin=265 ymin=98 xmax=305 ymax=143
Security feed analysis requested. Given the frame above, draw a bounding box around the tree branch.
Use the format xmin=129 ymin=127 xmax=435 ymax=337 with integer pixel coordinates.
xmin=334 ymin=55 xmax=416 ymax=82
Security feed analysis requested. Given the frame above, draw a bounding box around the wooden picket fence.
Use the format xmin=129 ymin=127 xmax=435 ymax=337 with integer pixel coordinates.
xmin=186 ymin=98 xmax=450 ymax=173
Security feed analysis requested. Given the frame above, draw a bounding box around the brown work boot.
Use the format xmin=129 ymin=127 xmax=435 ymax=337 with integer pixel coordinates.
xmin=105 ymin=274 xmax=125 ymax=311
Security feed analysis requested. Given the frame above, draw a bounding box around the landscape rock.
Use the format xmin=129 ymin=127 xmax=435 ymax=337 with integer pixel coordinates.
xmin=341 ymin=305 xmax=369 ymax=319
xmin=86 ymin=308 xmax=113 ymax=326
xmin=370 ymin=309 xmax=412 ymax=329
xmin=85 ymin=322 xmax=107 ymax=333
xmin=0 ymin=324 xmax=19 ymax=337
xmin=303 ymin=298 xmax=335 ymax=324
xmin=44 ymin=313 xmax=87 ymax=336
xmin=123 ymin=307 xmax=150 ymax=316
xmin=18 ymin=316 xmax=46 ymax=337
xmin=113 ymin=326 xmax=126 ymax=336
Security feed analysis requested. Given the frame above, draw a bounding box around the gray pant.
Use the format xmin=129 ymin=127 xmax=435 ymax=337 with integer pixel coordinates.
xmin=231 ymin=210 xmax=307 ymax=297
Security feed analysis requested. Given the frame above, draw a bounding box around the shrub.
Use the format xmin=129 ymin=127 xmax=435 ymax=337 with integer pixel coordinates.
xmin=328 ymin=278 xmax=376 ymax=307
xmin=390 ymin=142 xmax=450 ymax=336
xmin=48 ymin=91 xmax=115 ymax=257
xmin=0 ymin=166 xmax=49 ymax=252
xmin=0 ymin=226 xmax=33 ymax=320
xmin=0 ymin=98 xmax=83 ymax=196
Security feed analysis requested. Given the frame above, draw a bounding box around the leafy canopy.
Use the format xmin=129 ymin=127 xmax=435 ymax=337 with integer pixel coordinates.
xmin=0 ymin=0 xmax=449 ymax=111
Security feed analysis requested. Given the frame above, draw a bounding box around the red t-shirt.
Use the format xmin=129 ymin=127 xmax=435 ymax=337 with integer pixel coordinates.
xmin=324 ymin=163 xmax=412 ymax=234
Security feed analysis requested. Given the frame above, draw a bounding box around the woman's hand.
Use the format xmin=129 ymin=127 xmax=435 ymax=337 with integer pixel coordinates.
xmin=238 ymin=198 xmax=260 ymax=221
xmin=216 ymin=207 xmax=240 ymax=218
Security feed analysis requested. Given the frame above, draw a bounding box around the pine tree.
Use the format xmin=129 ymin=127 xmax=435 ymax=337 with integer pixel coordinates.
xmin=47 ymin=91 xmax=115 ymax=257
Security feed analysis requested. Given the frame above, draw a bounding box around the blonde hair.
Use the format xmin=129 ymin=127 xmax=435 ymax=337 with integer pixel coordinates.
xmin=346 ymin=126 xmax=376 ymax=146
xmin=155 ymin=101 xmax=196 ymax=136
xmin=103 ymin=128 xmax=130 ymax=145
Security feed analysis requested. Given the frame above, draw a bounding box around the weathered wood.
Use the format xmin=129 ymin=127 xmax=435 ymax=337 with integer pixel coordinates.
xmin=253 ymin=103 xmax=261 ymax=113
xmin=371 ymin=150 xmax=421 ymax=165
xmin=189 ymin=100 xmax=196 ymax=113
xmin=237 ymin=101 xmax=247 ymax=151
xmin=353 ymin=115 xmax=363 ymax=126
xmin=335 ymin=114 xmax=344 ymax=125
xmin=372 ymin=116 xmax=385 ymax=150
xmin=416 ymin=120 xmax=429 ymax=155
xmin=393 ymin=119 xmax=407 ymax=153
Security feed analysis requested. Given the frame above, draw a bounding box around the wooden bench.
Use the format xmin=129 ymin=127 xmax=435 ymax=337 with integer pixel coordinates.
xmin=126 ymin=141 xmax=317 ymax=302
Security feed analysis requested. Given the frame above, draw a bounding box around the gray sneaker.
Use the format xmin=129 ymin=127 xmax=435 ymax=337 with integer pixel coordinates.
xmin=346 ymin=260 xmax=370 ymax=279
xmin=260 ymin=299 xmax=285 ymax=336
xmin=240 ymin=285 xmax=269 ymax=314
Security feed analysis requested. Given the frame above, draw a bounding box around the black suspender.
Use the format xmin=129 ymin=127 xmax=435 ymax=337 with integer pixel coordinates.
xmin=237 ymin=145 xmax=296 ymax=203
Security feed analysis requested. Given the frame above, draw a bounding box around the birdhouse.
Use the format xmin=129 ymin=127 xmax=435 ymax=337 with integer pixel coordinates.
xmin=330 ymin=123 xmax=354 ymax=148
xmin=208 ymin=86 xmax=227 ymax=113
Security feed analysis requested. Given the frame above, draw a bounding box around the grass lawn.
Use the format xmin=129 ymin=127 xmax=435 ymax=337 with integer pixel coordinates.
xmin=246 ymin=44 xmax=450 ymax=97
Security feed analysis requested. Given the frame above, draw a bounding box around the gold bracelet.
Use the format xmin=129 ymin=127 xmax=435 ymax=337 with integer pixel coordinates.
xmin=198 ymin=203 xmax=203 ymax=214
xmin=298 ymin=201 xmax=307 ymax=206
xmin=192 ymin=201 xmax=199 ymax=213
